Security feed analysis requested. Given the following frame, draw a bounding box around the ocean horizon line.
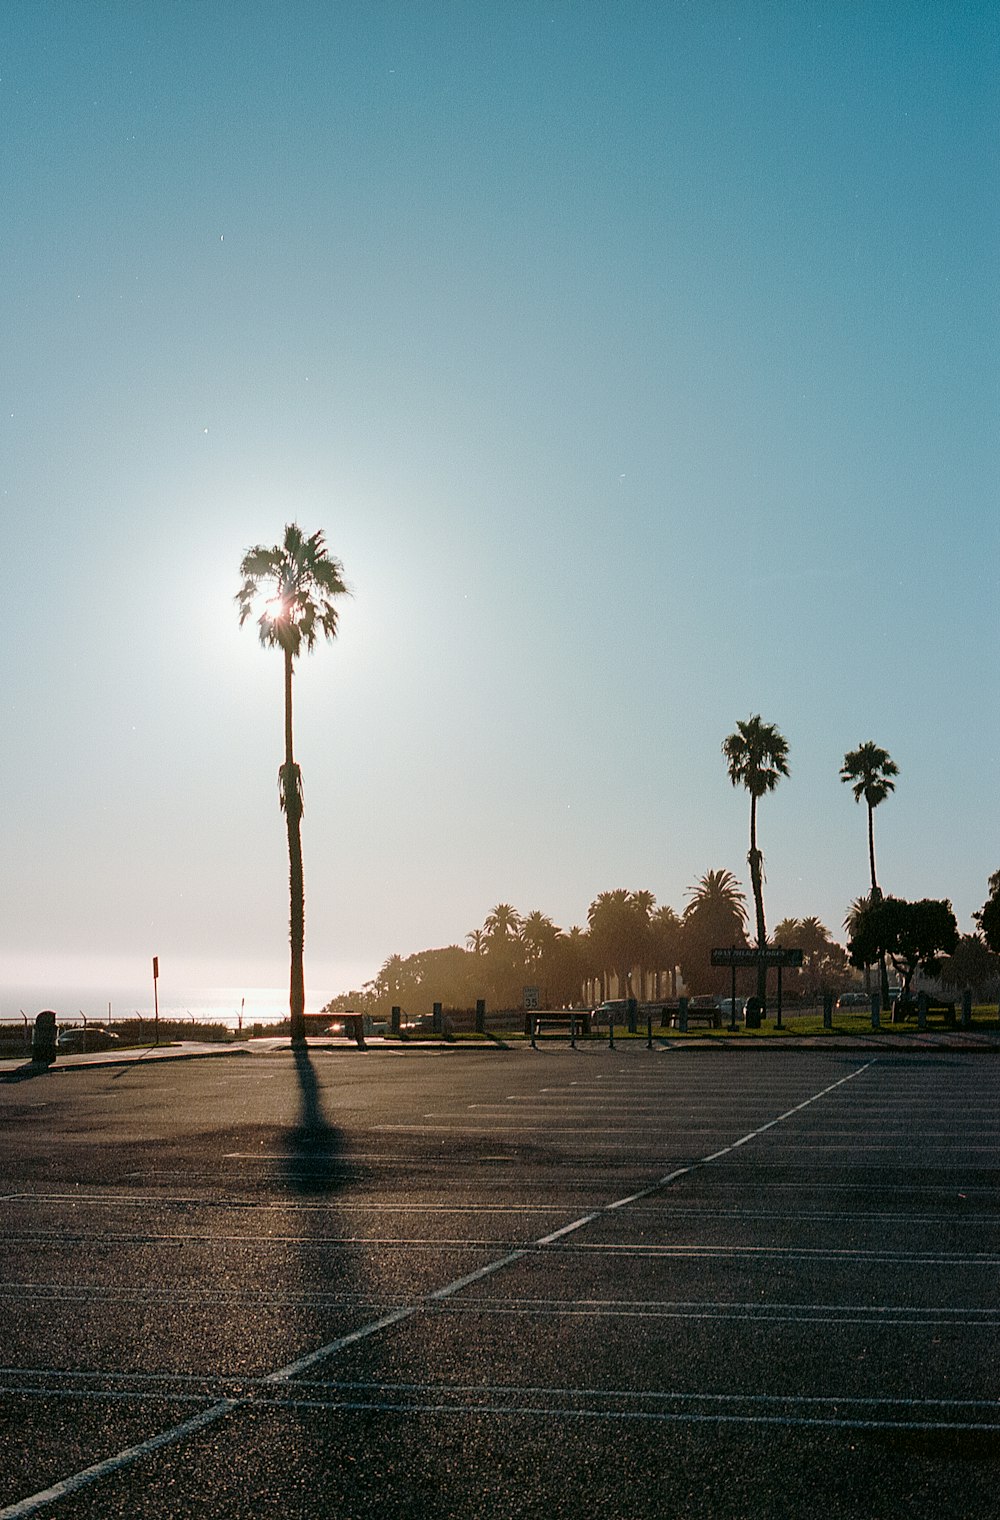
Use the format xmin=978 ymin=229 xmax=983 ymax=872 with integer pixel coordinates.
xmin=0 ymin=984 xmax=342 ymax=1026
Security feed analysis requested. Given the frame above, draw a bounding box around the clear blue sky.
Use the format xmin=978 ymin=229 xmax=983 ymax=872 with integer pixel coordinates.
xmin=2 ymin=1 xmax=997 ymax=1013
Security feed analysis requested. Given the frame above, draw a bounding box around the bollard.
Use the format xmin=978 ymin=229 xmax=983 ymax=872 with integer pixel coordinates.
xmin=608 ymin=1007 xmax=615 ymax=1050
xmin=917 ymin=992 xmax=928 ymax=1030
xmin=823 ymin=993 xmax=833 ymax=1030
xmin=647 ymin=1014 xmax=653 ymax=1050
xmin=390 ymin=1005 xmax=401 ymax=1037
xmin=432 ymin=1002 xmax=443 ymax=1036
xmin=870 ymin=991 xmax=880 ymax=1030
xmin=961 ymin=989 xmax=972 ymax=1029
xmin=678 ymin=997 xmax=689 ymax=1035
xmin=32 ymin=1010 xmax=57 ymax=1065
xmin=475 ymin=998 xmax=486 ymax=1035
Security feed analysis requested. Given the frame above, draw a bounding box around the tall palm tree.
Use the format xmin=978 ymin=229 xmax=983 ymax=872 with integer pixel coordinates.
xmin=236 ymin=524 xmax=348 ymax=1042
xmin=722 ymin=716 xmax=790 ymax=1002
xmin=840 ymin=742 xmax=898 ymax=897
xmin=840 ymin=741 xmax=898 ymax=1008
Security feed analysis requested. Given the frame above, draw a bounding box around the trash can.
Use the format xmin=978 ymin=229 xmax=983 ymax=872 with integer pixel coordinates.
xmin=743 ymin=996 xmax=763 ymax=1030
xmin=32 ymin=1010 xmax=57 ymax=1065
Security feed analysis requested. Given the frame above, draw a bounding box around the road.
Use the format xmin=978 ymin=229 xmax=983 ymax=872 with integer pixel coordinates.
xmin=2 ymin=1043 xmax=999 ymax=1517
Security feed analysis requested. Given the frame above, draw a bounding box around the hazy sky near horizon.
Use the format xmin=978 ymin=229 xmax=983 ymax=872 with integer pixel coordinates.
xmin=2 ymin=1 xmax=997 ymax=1011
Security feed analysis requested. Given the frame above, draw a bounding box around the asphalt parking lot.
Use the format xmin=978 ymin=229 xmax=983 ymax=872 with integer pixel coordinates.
xmin=2 ymin=1043 xmax=999 ymax=1517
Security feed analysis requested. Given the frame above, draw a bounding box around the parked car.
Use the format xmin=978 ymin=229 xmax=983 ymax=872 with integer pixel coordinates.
xmin=835 ymin=991 xmax=869 ymax=1009
xmin=55 ymin=1025 xmax=121 ymax=1053
xmin=592 ymin=1000 xmax=631 ymax=1021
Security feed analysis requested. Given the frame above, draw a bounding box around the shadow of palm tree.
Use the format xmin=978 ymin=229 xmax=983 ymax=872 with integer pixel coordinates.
xmin=284 ymin=1043 xmax=347 ymax=1195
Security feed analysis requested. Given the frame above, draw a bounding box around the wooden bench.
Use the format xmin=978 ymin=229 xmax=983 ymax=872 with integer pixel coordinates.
xmin=662 ymin=1002 xmax=722 ymax=1029
xmin=530 ymin=1012 xmax=592 ymax=1045
xmin=892 ymin=998 xmax=956 ymax=1028
xmin=672 ymin=1008 xmax=722 ymax=1029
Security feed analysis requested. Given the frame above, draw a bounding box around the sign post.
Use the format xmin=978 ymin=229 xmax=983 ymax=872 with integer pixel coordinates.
xmin=152 ymin=956 xmax=160 ymax=1046
xmin=711 ymin=946 xmax=802 ymax=1027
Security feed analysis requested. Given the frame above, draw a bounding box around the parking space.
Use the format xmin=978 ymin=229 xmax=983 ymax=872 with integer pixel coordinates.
xmin=2 ymin=1046 xmax=999 ymax=1516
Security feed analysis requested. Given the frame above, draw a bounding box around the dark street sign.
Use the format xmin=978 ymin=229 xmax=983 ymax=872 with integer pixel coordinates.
xmin=711 ymin=947 xmax=803 ymax=968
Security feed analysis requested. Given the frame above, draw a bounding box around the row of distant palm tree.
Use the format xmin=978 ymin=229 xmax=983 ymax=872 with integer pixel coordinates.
xmin=460 ymin=871 xmax=820 ymax=1010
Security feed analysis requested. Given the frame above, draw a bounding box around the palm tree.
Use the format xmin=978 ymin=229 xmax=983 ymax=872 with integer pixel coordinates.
xmin=840 ymin=743 xmax=898 ymax=895
xmin=649 ymin=905 xmax=682 ymax=998
xmin=722 ymin=716 xmax=790 ymax=1002
xmin=844 ymin=893 xmax=876 ymax=996
xmin=680 ymin=870 xmax=748 ymax=997
xmin=840 ymin=741 xmax=898 ymax=1008
xmin=236 ymin=524 xmax=348 ymax=1042
xmin=683 ymin=870 xmax=748 ymax=933
xmin=521 ymin=911 xmax=559 ymax=974
xmin=483 ymin=903 xmax=522 ymax=942
xmin=587 ymin=890 xmax=648 ymax=1002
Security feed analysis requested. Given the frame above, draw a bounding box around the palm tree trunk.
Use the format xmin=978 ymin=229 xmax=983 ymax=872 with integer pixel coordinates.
xmin=282 ymin=645 xmax=306 ymax=1043
xmin=867 ymin=803 xmax=878 ymax=891
xmin=869 ymin=803 xmax=891 ymax=1011
xmin=749 ymin=794 xmax=767 ymax=1003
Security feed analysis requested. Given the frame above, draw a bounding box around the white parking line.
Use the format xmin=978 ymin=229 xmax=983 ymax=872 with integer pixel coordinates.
xmin=0 ymin=1195 xmax=573 ymax=1215
xmin=0 ymin=1401 xmax=240 ymax=1520
xmin=0 ymin=1057 xmax=877 ymax=1517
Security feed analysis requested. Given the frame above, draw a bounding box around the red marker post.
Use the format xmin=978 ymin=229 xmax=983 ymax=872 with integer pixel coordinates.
xmin=152 ymin=956 xmax=160 ymax=1046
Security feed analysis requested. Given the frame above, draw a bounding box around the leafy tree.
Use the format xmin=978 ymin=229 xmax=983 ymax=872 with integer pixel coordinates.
xmin=374 ymin=954 xmax=407 ymax=1004
xmin=978 ymin=899 xmax=1000 ymax=957
xmin=722 ymin=716 xmax=789 ymax=1002
xmin=974 ymin=872 xmax=1000 ymax=955
xmin=847 ymin=897 xmax=958 ymax=1000
xmin=841 ymin=741 xmax=898 ymax=1007
xmin=236 ymin=524 xmax=348 ymax=1042
xmin=938 ymin=935 xmax=1000 ymax=1000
